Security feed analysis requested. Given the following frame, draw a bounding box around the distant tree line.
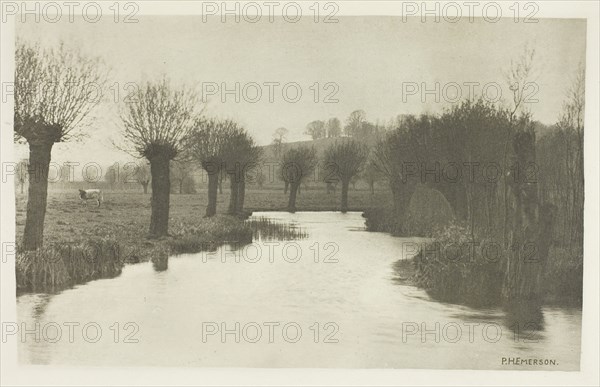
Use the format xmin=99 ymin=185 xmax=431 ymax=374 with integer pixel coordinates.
xmin=303 ymin=110 xmax=385 ymax=141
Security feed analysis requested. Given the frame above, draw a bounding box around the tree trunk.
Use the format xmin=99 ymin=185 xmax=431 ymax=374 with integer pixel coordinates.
xmin=341 ymin=179 xmax=350 ymax=213
xmin=238 ymin=177 xmax=246 ymax=215
xmin=22 ymin=140 xmax=54 ymax=251
xmin=205 ymin=172 xmax=218 ymax=217
xmin=390 ymin=180 xmax=416 ymax=234
xmin=142 ymin=182 xmax=148 ymax=194
xmin=149 ymin=155 xmax=171 ymax=237
xmin=287 ymin=182 xmax=299 ymax=213
xmin=218 ymin=174 xmax=223 ymax=194
xmin=20 ymin=182 xmax=24 ymax=194
xmin=369 ymin=181 xmax=374 ymax=195
xmin=284 ymin=180 xmax=289 ymax=194
xmin=228 ymin=176 xmax=239 ymax=215
xmin=502 ymin=129 xmax=551 ymax=304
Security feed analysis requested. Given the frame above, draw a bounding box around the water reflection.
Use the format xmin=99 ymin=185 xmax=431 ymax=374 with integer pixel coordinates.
xmin=152 ymin=253 xmax=169 ymax=272
xmin=503 ymin=301 xmax=545 ymax=333
xmin=390 ymin=256 xmax=547 ymax=334
xmin=16 ymin=212 xmax=581 ymax=370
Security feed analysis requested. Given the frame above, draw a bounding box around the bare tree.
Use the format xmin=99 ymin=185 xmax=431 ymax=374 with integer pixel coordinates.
xmin=58 ymin=162 xmax=75 ymax=189
xmin=16 ymin=159 xmax=29 ymax=194
xmin=135 ymin=161 xmax=151 ymax=194
xmin=326 ymin=117 xmax=341 ymax=138
xmin=256 ymin=168 xmax=266 ymax=189
xmin=272 ymin=127 xmax=288 ymax=157
xmin=324 ymin=140 xmax=368 ymax=213
xmin=281 ymin=146 xmax=317 ymax=213
xmin=344 ymin=110 xmax=366 ymax=137
xmin=222 ymin=129 xmax=260 ymax=216
xmin=236 ymin=143 xmax=262 ymax=215
xmin=305 ymin=120 xmax=326 ymax=140
xmin=362 ymin=156 xmax=383 ymax=195
xmin=121 ymin=78 xmax=199 ymax=236
xmin=371 ymin=128 xmax=418 ymax=228
xmin=502 ymin=45 xmax=536 ymax=245
xmin=555 ymin=64 xmax=585 ymax=246
xmin=170 ymin=160 xmax=194 ymax=194
xmin=15 ymin=41 xmax=107 ymax=250
xmin=187 ymin=118 xmax=238 ymax=217
xmin=105 ymin=164 xmax=119 ymax=190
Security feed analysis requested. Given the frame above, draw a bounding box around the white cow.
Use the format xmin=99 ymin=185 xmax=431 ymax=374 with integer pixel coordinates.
xmin=78 ymin=189 xmax=103 ymax=207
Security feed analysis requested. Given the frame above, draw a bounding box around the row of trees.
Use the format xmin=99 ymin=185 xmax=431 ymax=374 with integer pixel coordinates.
xmin=364 ymin=57 xmax=585 ymax=306
xmin=14 ymin=158 xmax=153 ymax=193
xmin=14 ymin=38 xmax=585 ymax=313
xmin=304 ymin=117 xmax=341 ymax=139
xmin=303 ymin=111 xmax=385 ymax=141
xmin=121 ymin=80 xmax=265 ymax=235
xmin=106 ymin=161 xmax=195 ymax=195
xmin=186 ymin=118 xmax=262 ymax=217
xmin=15 ymin=40 xmax=266 ymax=248
xmin=537 ymin=65 xmax=584 ymax=248
xmin=279 ymin=140 xmax=368 ymax=213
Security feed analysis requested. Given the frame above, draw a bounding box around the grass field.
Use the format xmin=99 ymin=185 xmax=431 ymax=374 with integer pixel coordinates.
xmin=15 ymin=186 xmax=391 ymax=262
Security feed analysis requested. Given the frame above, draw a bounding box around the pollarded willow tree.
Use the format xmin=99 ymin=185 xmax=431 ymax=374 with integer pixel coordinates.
xmin=135 ymin=161 xmax=151 ymax=194
xmin=121 ymin=78 xmax=199 ymax=237
xmin=324 ymin=140 xmax=368 ymax=213
xmin=234 ymin=139 xmax=262 ymax=216
xmin=187 ymin=118 xmax=239 ymax=217
xmin=222 ymin=129 xmax=261 ymax=216
xmin=15 ymin=41 xmax=107 ymax=250
xmin=16 ymin=159 xmax=29 ymax=195
xmin=281 ymin=146 xmax=317 ymax=213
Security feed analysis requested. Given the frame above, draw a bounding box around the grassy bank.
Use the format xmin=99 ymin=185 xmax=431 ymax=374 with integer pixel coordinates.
xmin=15 ymin=187 xmax=384 ymax=262
xmin=16 ymin=187 xmax=361 ymax=292
xmin=15 ymin=190 xmax=270 ymax=292
xmin=15 ymin=214 xmax=254 ymax=293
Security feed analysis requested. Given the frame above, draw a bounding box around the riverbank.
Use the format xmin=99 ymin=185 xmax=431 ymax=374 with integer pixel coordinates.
xmin=391 ymin=235 xmax=583 ymax=308
xmin=15 ymin=213 xmax=253 ymax=293
xmin=16 ymin=187 xmax=377 ymax=292
xmin=15 ymin=191 xmax=262 ymax=292
xmin=16 ymin=211 xmax=583 ymax=370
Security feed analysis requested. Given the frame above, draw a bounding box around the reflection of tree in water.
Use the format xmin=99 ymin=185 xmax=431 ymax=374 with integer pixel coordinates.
xmin=503 ymin=301 xmax=545 ymax=337
xmin=20 ymin=293 xmax=55 ymax=365
xmin=152 ymin=253 xmax=169 ymax=272
xmin=30 ymin=295 xmax=49 ymax=320
xmin=391 ymin=258 xmax=547 ymax=339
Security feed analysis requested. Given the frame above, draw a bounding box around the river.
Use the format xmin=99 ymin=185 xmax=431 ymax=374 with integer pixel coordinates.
xmin=17 ymin=212 xmax=581 ymax=370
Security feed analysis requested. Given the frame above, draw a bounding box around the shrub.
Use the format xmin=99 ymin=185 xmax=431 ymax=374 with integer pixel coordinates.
xmin=405 ymin=185 xmax=455 ymax=236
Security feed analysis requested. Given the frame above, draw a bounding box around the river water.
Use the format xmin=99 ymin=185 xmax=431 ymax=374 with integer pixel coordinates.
xmin=17 ymin=212 xmax=581 ymax=370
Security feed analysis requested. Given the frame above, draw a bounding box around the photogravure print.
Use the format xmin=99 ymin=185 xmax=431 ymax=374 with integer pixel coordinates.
xmin=0 ymin=1 xmax=598 ymax=386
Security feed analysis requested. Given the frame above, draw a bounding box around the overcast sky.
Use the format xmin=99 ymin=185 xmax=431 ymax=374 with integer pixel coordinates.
xmin=15 ymin=16 xmax=586 ymax=166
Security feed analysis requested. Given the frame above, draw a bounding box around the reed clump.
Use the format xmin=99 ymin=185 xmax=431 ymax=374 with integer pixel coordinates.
xmin=16 ymin=238 xmax=123 ymax=293
xmin=167 ymin=215 xmax=253 ymax=254
xmin=411 ymin=224 xmax=504 ymax=307
xmin=405 ymin=224 xmax=583 ymax=307
xmin=246 ymin=217 xmax=308 ymax=240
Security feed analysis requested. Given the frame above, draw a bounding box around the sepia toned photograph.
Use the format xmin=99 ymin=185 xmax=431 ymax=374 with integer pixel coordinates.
xmin=1 ymin=1 xmax=598 ymax=386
